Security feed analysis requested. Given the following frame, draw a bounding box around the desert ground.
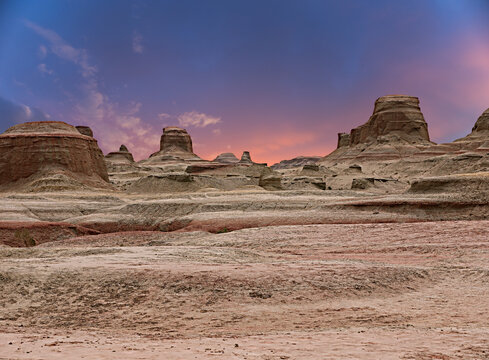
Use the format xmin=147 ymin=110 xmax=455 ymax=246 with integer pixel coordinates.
xmin=1 ymin=220 xmax=489 ymax=359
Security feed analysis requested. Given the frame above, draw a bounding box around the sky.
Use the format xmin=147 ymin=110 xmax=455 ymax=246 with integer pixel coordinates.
xmin=1 ymin=0 xmax=489 ymax=164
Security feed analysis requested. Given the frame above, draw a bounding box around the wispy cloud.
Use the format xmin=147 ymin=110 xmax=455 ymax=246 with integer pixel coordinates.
xmin=25 ymin=20 xmax=96 ymax=78
xmin=37 ymin=63 xmax=53 ymax=75
xmin=25 ymin=20 xmax=159 ymax=159
xmin=38 ymin=45 xmax=47 ymax=58
xmin=132 ymin=31 xmax=143 ymax=54
xmin=177 ymin=111 xmax=221 ymax=128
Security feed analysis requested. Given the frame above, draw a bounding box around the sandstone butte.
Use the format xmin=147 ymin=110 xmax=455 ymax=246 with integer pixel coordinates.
xmin=144 ymin=126 xmax=203 ymax=163
xmin=0 ymin=121 xmax=109 ymax=190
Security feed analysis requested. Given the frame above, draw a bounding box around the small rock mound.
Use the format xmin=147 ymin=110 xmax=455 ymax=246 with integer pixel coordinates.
xmin=213 ymin=152 xmax=239 ymax=164
xmin=239 ymin=151 xmax=253 ymax=163
xmin=105 ymin=144 xmax=135 ymax=163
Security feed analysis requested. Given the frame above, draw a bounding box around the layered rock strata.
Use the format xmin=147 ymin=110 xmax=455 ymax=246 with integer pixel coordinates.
xmin=105 ymin=144 xmax=135 ymax=163
xmin=350 ymin=95 xmax=430 ymax=145
xmin=213 ymin=152 xmax=239 ymax=164
xmin=144 ymin=127 xmax=202 ymax=163
xmin=76 ymin=125 xmax=94 ymax=137
xmin=0 ymin=121 xmax=109 ymax=190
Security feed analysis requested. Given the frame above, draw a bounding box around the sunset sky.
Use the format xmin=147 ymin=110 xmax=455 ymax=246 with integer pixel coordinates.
xmin=1 ymin=0 xmax=489 ymax=164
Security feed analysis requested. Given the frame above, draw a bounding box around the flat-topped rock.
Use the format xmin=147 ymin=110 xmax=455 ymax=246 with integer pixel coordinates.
xmin=0 ymin=121 xmax=109 ymax=190
xmin=160 ymin=127 xmax=193 ymax=153
xmin=350 ymin=95 xmax=430 ymax=145
xmin=145 ymin=127 xmax=202 ymax=163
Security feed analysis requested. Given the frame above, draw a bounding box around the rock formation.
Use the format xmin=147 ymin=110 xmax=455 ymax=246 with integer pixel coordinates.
xmin=76 ymin=125 xmax=94 ymax=137
xmin=213 ymin=152 xmax=239 ymax=164
xmin=337 ymin=133 xmax=350 ymax=148
xmin=144 ymin=127 xmax=202 ymax=163
xmin=239 ymin=151 xmax=253 ymax=163
xmin=0 ymin=121 xmax=109 ymax=190
xmin=160 ymin=127 xmax=193 ymax=153
xmin=452 ymin=108 xmax=489 ymax=153
xmin=472 ymin=109 xmax=489 ymax=132
xmin=350 ymin=95 xmax=430 ymax=145
xmin=322 ymin=95 xmax=434 ymax=166
xmin=105 ymin=144 xmax=135 ymax=163
xmin=271 ymin=156 xmax=321 ymax=170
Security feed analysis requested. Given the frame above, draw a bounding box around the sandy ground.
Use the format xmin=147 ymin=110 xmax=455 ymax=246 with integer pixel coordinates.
xmin=1 ymin=220 xmax=489 ymax=359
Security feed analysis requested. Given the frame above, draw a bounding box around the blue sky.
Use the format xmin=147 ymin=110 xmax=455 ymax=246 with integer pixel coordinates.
xmin=1 ymin=0 xmax=488 ymax=163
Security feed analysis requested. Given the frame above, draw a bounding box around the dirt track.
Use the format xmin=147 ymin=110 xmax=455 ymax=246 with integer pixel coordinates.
xmin=1 ymin=220 xmax=489 ymax=359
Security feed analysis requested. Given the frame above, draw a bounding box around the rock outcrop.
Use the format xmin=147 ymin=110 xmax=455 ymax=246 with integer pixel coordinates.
xmin=239 ymin=151 xmax=253 ymax=164
xmin=105 ymin=144 xmax=135 ymax=163
xmin=322 ymin=95 xmax=434 ymax=165
xmin=213 ymin=152 xmax=239 ymax=164
xmin=144 ymin=127 xmax=202 ymax=163
xmin=0 ymin=121 xmax=109 ymax=191
xmin=271 ymin=156 xmax=321 ymax=170
xmin=452 ymin=108 xmax=489 ymax=153
xmin=76 ymin=126 xmax=94 ymax=137
xmin=350 ymin=95 xmax=430 ymax=145
xmin=337 ymin=133 xmax=350 ymax=148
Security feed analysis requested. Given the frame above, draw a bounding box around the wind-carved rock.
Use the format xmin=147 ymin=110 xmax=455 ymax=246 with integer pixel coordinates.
xmin=321 ymin=95 xmax=434 ymax=164
xmin=76 ymin=125 xmax=94 ymax=137
xmin=239 ymin=151 xmax=253 ymax=163
xmin=213 ymin=152 xmax=239 ymax=164
xmin=105 ymin=144 xmax=135 ymax=163
xmin=337 ymin=133 xmax=350 ymax=148
xmin=472 ymin=109 xmax=489 ymax=132
xmin=145 ymin=127 xmax=202 ymax=163
xmin=350 ymin=95 xmax=430 ymax=145
xmin=160 ymin=127 xmax=194 ymax=153
xmin=0 ymin=121 xmax=109 ymax=190
xmin=453 ymin=108 xmax=489 ymax=152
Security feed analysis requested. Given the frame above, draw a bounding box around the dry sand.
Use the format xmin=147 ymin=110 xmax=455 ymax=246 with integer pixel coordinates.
xmin=1 ymin=220 xmax=489 ymax=359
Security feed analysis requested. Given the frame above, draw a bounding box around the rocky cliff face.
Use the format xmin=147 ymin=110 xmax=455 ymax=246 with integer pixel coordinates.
xmin=76 ymin=126 xmax=94 ymax=137
xmin=337 ymin=133 xmax=350 ymax=148
xmin=0 ymin=121 xmax=109 ymax=190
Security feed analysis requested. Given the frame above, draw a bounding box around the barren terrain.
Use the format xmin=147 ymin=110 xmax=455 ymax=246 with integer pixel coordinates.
xmin=1 ymin=220 xmax=489 ymax=359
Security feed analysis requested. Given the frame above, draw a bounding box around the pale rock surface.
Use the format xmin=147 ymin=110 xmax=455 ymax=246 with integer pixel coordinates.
xmin=271 ymin=156 xmax=321 ymax=170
